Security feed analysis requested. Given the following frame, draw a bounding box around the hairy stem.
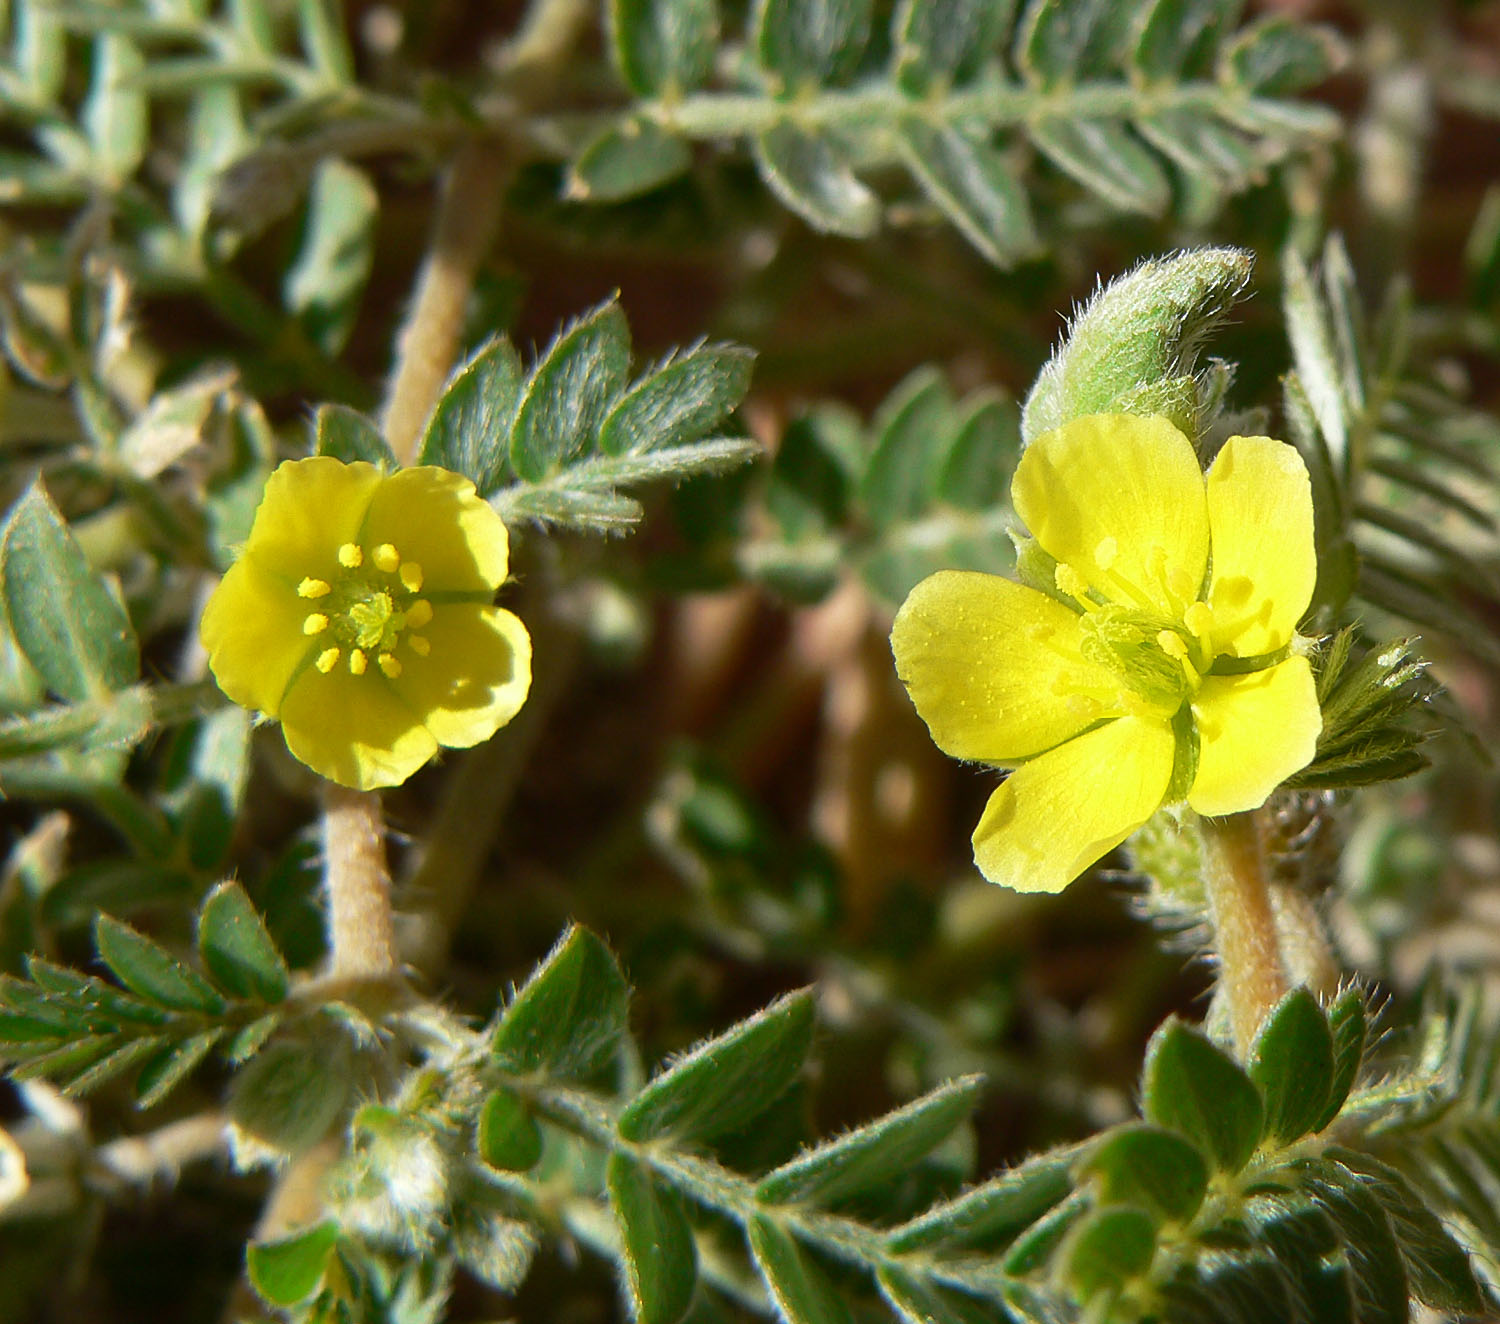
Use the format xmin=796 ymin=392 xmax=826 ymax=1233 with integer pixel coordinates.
xmin=321 ymin=781 xmax=397 ymax=979
xmin=1199 ymin=811 xmax=1289 ymax=1058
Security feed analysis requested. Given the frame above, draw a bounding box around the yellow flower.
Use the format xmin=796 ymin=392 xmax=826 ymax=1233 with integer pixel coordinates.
xmin=201 ymin=457 xmax=532 ymax=790
xmin=891 ymin=413 xmax=1322 ymax=893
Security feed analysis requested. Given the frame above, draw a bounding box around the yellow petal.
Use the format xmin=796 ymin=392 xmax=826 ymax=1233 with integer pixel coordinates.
xmin=1187 ymin=655 xmax=1321 ymax=817
xmin=200 ymin=555 xmax=313 ymax=716
xmin=359 ymin=467 xmax=508 ymax=594
xmin=891 ymin=570 xmax=1125 ymax=763
xmin=971 ymin=715 xmax=1176 ymax=892
xmin=242 ymin=457 xmax=383 ymax=583
xmin=396 ymin=604 xmax=533 ymax=749
xmin=278 ymin=667 xmax=438 ymax=790
xmin=1204 ymin=436 xmax=1317 ymax=657
xmin=1013 ymin=414 xmax=1210 ymax=617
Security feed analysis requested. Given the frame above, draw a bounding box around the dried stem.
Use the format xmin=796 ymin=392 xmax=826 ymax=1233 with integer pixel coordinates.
xmin=1198 ymin=811 xmax=1289 ymax=1058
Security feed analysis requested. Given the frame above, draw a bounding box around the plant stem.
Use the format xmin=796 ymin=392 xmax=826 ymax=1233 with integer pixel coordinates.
xmin=1198 ymin=811 xmax=1289 ymax=1058
xmin=320 ymin=781 xmax=397 ymax=979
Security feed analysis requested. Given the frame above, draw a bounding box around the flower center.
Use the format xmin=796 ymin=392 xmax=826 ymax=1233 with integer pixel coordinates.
xmin=1077 ymin=605 xmax=1203 ymax=715
xmin=297 ymin=541 xmax=433 ymax=680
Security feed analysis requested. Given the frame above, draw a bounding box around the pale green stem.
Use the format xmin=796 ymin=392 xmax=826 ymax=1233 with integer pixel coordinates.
xmin=1198 ymin=811 xmax=1289 ymax=1058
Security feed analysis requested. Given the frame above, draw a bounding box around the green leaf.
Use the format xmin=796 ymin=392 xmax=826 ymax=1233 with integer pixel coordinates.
xmin=1135 ymin=112 xmax=1258 ymax=191
xmin=1017 ymin=0 xmax=1138 ymax=85
xmin=568 ymin=119 xmax=694 ymax=203
xmin=229 ymin=1038 xmax=351 ymax=1154
xmin=95 ymin=916 xmax=225 ymax=1015
xmin=896 ymin=120 xmax=1037 ymax=267
xmin=876 ymin=1266 xmax=1001 ymax=1324
xmin=197 ymin=881 xmax=289 ymax=1005
xmin=82 ymin=34 xmax=146 ymax=180
xmin=247 ymin=1221 xmax=340 ymax=1307
xmin=476 ymin=1088 xmax=544 ymax=1172
xmin=766 ymin=406 xmax=861 ymax=537
xmin=618 ymin=989 xmax=814 ymax=1142
xmin=1311 ymin=987 xmax=1367 ymax=1133
xmin=117 ymin=367 xmax=235 ymax=479
xmin=62 ymin=1034 xmax=168 ymax=1096
xmin=134 ymin=1028 xmax=225 ymax=1109
xmin=295 ymin=0 xmax=354 ymax=82
xmin=510 ymin=301 xmax=632 ymax=483
xmin=1028 ymin=118 xmax=1170 ymax=216
xmin=225 ymin=1010 xmax=283 ymax=1064
xmin=599 ymin=343 xmax=754 ymax=456
xmin=609 ymin=0 xmax=717 ymax=95
xmin=938 ymin=391 xmax=1019 ymax=510
xmin=490 ymin=925 xmax=631 ymax=1081
xmin=314 ymin=403 xmax=395 ymax=466
xmin=754 ymin=0 xmax=871 ymax=89
xmin=1300 ymin=1164 xmax=1409 ymax=1324
xmin=885 ymin=1157 xmax=1073 ymax=1254
xmin=1248 ymin=987 xmax=1334 ymax=1144
xmin=1060 ymin=1205 xmax=1156 ymax=1300
xmin=1081 ymin=1123 xmax=1208 ymax=1224
xmin=752 ymin=123 xmax=879 ymax=238
xmin=1248 ymin=1194 xmax=1354 ymax=1324
xmin=419 ymin=335 xmax=525 ymax=493
xmin=607 ymin=1153 xmax=698 ymax=1324
xmin=1324 ymin=1150 xmax=1486 ymax=1316
xmin=1283 ymin=247 xmax=1348 ymax=475
xmin=1 ymin=484 xmax=139 ymax=703
xmin=859 ymin=366 xmax=955 ymax=526
xmin=1221 ymin=15 xmax=1340 ymax=95
xmin=1132 ymin=0 xmax=1239 ymax=81
xmin=496 ymin=486 xmax=646 ymax=532
xmin=756 ymin=1075 xmax=983 ymax=1208
xmin=1141 ymin=1019 xmax=1264 ymax=1173
xmin=748 ymin=1215 xmax=852 ymax=1324
xmin=284 ymin=158 xmax=377 ymax=356
xmin=892 ymin=0 xmax=1015 ymax=94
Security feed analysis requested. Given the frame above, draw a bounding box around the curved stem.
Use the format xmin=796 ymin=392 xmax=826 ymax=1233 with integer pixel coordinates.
xmin=1198 ymin=811 xmax=1289 ymax=1058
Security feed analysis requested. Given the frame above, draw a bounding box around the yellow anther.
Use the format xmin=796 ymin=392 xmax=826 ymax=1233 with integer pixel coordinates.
xmin=408 ymin=635 xmax=431 ymax=657
xmin=1156 ymin=630 xmax=1189 ymax=662
xmin=315 ymin=647 xmax=341 ymax=673
xmin=1094 ymin=536 xmax=1118 ymax=570
xmin=1055 ymin=563 xmax=1093 ymax=603
xmin=373 ymin=543 xmax=400 ymax=573
xmin=1184 ymin=601 xmax=1215 ymax=640
xmin=303 ymin=613 xmax=329 ymax=635
xmin=1166 ymin=566 xmax=1196 ymax=603
xmin=349 ymin=649 xmax=367 ymax=676
xmin=406 ymin=599 xmax=433 ymax=628
xmin=399 ymin=562 xmax=423 ymax=593
xmin=378 ymin=652 xmax=402 ymax=679
xmin=298 ymin=577 xmax=331 ymax=599
xmin=338 ymin=543 xmax=363 ymax=568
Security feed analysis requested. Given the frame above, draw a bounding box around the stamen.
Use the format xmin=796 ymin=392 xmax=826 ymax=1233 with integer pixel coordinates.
xmin=400 ymin=562 xmax=423 ymax=593
xmin=1184 ymin=601 xmax=1215 ymax=642
xmin=298 ymin=577 xmax=331 ymax=599
xmin=1094 ymin=536 xmax=1119 ymax=570
xmin=408 ymin=635 xmax=430 ymax=657
xmin=373 ymin=543 xmax=400 ymax=573
xmin=378 ymin=652 xmax=402 ymax=679
xmin=349 ymin=649 xmax=367 ymax=676
xmin=303 ymin=613 xmax=329 ymax=635
xmin=315 ymin=647 xmax=340 ymax=673
xmin=338 ymin=543 xmax=363 ymax=568
xmin=1055 ymin=563 xmax=1094 ymax=604
xmin=406 ymin=599 xmax=433 ymax=628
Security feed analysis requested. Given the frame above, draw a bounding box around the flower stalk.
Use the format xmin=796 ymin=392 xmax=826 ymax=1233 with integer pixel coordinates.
xmin=1198 ymin=811 xmax=1289 ymax=1058
xmin=321 ymin=781 xmax=397 ymax=979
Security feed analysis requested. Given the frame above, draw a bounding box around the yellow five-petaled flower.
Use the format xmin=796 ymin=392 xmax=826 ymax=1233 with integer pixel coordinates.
xmin=891 ymin=413 xmax=1323 ymax=893
xmin=202 ymin=457 xmax=532 ymax=790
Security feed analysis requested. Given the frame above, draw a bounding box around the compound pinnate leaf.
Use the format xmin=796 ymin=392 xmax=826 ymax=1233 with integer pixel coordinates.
xmin=197 ymin=881 xmax=289 ymax=1005
xmin=892 ymin=0 xmax=1015 ymax=94
xmin=510 ymin=301 xmax=632 ymax=483
xmin=1132 ymin=0 xmax=1238 ymax=80
xmin=490 ymin=926 xmax=630 ymax=1081
xmin=1311 ymin=987 xmax=1367 ymax=1133
xmin=419 ymin=335 xmax=525 ymax=493
xmin=895 ymin=120 xmax=1037 ymax=268
xmin=752 ymin=122 xmax=879 ymax=238
xmin=756 ymin=1075 xmax=983 ymax=1208
xmin=599 ymin=343 xmax=754 ymax=456
xmin=1221 ymin=15 xmax=1340 ymax=95
xmin=607 ymin=1153 xmax=698 ymax=1324
xmin=1028 ymin=118 xmax=1170 ymax=216
xmin=876 ymin=1266 xmax=1002 ymax=1324
xmin=95 ymin=916 xmax=225 ymax=1015
xmin=748 ymin=1215 xmax=853 ymax=1324
xmin=1081 ymin=1123 xmax=1208 ymax=1224
xmin=315 ymin=403 xmax=395 ymax=467
xmin=1141 ymin=1019 xmax=1263 ymax=1174
xmin=1017 ymin=0 xmax=1137 ymax=85
xmin=568 ymin=119 xmax=694 ymax=203
xmin=1300 ymin=1164 xmax=1409 ymax=1324
xmin=609 ymin=0 xmax=717 ymax=95
xmin=477 ymin=1088 xmax=544 ymax=1172
xmin=1248 ymin=986 xmax=1334 ymax=1144
xmin=134 ymin=1028 xmax=225 ymax=1109
xmin=754 ymin=0 xmax=872 ymax=89
xmin=1 ymin=484 xmax=139 ymax=704
xmin=618 ymin=989 xmax=814 ymax=1143
xmin=247 ymin=1220 xmax=340 ymax=1307
xmin=886 ymin=1157 xmax=1073 ymax=1255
